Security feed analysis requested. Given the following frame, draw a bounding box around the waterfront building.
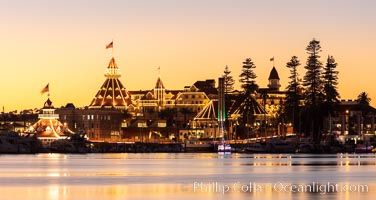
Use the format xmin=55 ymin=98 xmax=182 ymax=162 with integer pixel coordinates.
xmin=331 ymin=99 xmax=376 ymax=143
xmin=57 ymin=57 xmax=130 ymax=141
xmin=56 ymin=57 xmax=213 ymax=141
xmin=27 ymin=98 xmax=73 ymax=146
xmin=191 ymin=93 xmax=267 ymax=140
xmin=256 ymin=66 xmax=289 ymax=135
xmin=257 ymin=66 xmax=285 ymax=117
xmin=123 ymin=77 xmax=212 ymax=141
xmin=56 ymin=105 xmax=125 ymax=141
xmin=128 ymin=77 xmax=211 ymax=118
xmin=179 ymin=66 xmax=288 ymax=140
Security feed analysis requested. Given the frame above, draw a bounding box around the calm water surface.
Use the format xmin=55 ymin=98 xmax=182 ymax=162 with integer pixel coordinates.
xmin=0 ymin=153 xmax=376 ymax=200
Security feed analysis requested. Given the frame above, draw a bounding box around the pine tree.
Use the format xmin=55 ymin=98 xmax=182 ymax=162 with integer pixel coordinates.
xmin=222 ymin=65 xmax=235 ymax=94
xmin=322 ymin=55 xmax=340 ymax=134
xmin=239 ymin=58 xmax=258 ymax=95
xmin=284 ymin=56 xmax=301 ymax=133
xmin=323 ymin=55 xmax=340 ymax=104
xmin=301 ymin=39 xmax=325 ymax=142
xmin=239 ymin=58 xmax=259 ymax=138
xmin=303 ymin=39 xmax=324 ymax=105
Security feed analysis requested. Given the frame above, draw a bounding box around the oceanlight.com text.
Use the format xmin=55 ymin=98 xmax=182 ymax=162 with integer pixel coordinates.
xmin=193 ymin=181 xmax=369 ymax=195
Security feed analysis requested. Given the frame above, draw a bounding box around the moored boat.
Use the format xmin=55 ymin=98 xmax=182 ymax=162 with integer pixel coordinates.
xmin=185 ymin=139 xmax=214 ymax=152
xmin=217 ymin=143 xmax=231 ymax=153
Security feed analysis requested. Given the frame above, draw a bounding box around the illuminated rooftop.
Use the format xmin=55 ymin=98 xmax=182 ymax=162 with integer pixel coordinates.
xmin=89 ymin=57 xmax=132 ymax=109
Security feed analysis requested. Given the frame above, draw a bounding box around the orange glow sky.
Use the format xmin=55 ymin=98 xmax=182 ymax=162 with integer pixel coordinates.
xmin=1 ymin=0 xmax=375 ymax=111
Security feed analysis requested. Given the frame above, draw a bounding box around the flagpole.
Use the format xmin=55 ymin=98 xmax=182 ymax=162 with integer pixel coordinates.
xmin=112 ymin=39 xmax=114 ymax=57
xmin=270 ymin=56 xmax=275 ymax=66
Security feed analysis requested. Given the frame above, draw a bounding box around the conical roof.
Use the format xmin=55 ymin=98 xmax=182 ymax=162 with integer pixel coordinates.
xmin=268 ymin=66 xmax=280 ymax=80
xmin=155 ymin=76 xmax=165 ymax=89
xmin=29 ymin=118 xmax=73 ymax=138
xmin=108 ymin=57 xmax=118 ymax=69
xmin=89 ymin=57 xmax=131 ymax=108
xmin=43 ymin=98 xmax=54 ymax=109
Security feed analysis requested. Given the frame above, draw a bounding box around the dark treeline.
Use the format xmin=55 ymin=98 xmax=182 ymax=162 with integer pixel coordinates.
xmin=222 ymin=38 xmax=369 ymax=143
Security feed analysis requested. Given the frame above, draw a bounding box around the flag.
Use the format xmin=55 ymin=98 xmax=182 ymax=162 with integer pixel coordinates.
xmin=41 ymin=83 xmax=49 ymax=94
xmin=270 ymin=57 xmax=274 ymax=61
xmin=106 ymin=41 xmax=113 ymax=49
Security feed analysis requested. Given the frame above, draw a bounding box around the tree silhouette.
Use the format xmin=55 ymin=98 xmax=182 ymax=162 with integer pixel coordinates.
xmin=303 ymin=39 xmax=324 ymax=105
xmin=222 ymin=65 xmax=235 ymax=94
xmin=357 ymin=92 xmax=371 ymax=105
xmin=302 ymin=39 xmax=325 ymax=142
xmin=284 ymin=56 xmax=302 ymax=133
xmin=357 ymin=92 xmax=372 ymax=135
xmin=239 ymin=58 xmax=259 ymax=138
xmin=239 ymin=58 xmax=258 ymax=95
xmin=322 ymin=55 xmax=340 ymax=133
xmin=323 ymin=55 xmax=340 ymax=104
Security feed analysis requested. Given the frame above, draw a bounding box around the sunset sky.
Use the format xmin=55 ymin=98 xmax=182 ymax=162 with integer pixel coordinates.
xmin=1 ymin=0 xmax=375 ymax=111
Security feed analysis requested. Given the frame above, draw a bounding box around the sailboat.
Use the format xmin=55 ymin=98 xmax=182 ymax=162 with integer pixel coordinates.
xmin=217 ymin=77 xmax=231 ymax=153
xmin=217 ymin=132 xmax=231 ymax=152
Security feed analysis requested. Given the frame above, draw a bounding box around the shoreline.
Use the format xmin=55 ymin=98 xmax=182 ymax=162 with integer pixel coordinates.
xmin=0 ymin=142 xmax=371 ymax=154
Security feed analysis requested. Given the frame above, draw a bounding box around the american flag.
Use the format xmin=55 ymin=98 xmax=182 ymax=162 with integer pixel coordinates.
xmin=41 ymin=83 xmax=49 ymax=94
xmin=106 ymin=41 xmax=113 ymax=49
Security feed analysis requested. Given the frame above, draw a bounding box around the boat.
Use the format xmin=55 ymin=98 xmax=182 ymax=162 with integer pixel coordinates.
xmin=217 ymin=142 xmax=231 ymax=153
xmin=185 ymin=139 xmax=214 ymax=152
xmin=217 ymin=130 xmax=231 ymax=153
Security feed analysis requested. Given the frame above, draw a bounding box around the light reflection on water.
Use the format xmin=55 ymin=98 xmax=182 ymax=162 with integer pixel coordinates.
xmin=0 ymin=153 xmax=375 ymax=200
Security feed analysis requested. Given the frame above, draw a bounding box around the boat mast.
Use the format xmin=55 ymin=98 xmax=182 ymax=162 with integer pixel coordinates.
xmin=218 ymin=77 xmax=225 ymax=143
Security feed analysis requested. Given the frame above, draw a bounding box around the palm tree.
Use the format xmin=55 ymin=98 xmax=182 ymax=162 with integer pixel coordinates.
xmin=357 ymin=92 xmax=371 ymax=105
xmin=356 ymin=92 xmax=372 ymax=136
